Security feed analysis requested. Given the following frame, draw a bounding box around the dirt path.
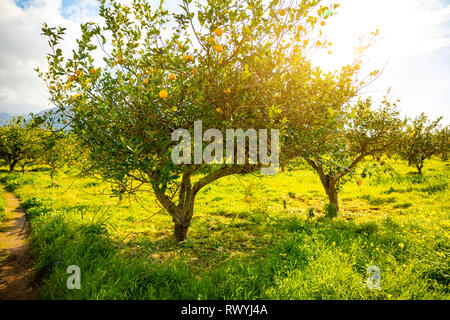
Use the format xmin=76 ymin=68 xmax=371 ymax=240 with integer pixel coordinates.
xmin=0 ymin=191 xmax=37 ymax=300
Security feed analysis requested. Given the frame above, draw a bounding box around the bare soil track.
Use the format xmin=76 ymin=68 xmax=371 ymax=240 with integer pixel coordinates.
xmin=0 ymin=191 xmax=37 ymax=300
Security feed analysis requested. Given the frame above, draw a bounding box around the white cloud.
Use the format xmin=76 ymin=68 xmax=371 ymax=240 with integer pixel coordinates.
xmin=0 ymin=0 xmax=98 ymax=115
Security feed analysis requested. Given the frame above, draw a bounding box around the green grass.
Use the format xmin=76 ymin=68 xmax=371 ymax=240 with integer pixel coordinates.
xmin=1 ymin=159 xmax=449 ymax=300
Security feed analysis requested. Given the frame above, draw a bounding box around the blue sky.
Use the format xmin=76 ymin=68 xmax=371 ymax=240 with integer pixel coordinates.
xmin=1 ymin=0 xmax=449 ymax=123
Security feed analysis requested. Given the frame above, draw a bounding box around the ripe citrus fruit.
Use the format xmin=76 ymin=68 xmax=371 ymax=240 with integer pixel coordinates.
xmin=159 ymin=90 xmax=168 ymax=99
xmin=213 ymin=44 xmax=223 ymax=53
xmin=279 ymin=9 xmax=286 ymax=16
xmin=215 ymin=27 xmax=223 ymax=37
xmin=169 ymin=73 xmax=176 ymax=81
xmin=244 ymin=195 xmax=252 ymax=203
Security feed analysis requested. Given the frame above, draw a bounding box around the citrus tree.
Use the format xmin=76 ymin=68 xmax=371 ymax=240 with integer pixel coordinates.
xmin=38 ymin=131 xmax=77 ymax=179
xmin=0 ymin=117 xmax=41 ymax=173
xmin=285 ymin=91 xmax=404 ymax=216
xmin=39 ymin=0 xmax=348 ymax=240
xmin=399 ymin=113 xmax=445 ymax=174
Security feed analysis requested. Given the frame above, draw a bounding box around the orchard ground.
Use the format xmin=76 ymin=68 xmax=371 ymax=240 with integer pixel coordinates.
xmin=0 ymin=159 xmax=448 ymax=299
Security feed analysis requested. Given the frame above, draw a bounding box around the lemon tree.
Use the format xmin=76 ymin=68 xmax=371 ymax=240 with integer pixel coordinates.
xmin=285 ymin=88 xmax=404 ymax=216
xmin=0 ymin=117 xmax=42 ymax=173
xmin=399 ymin=113 xmax=446 ymax=174
xmin=40 ymin=0 xmax=348 ymax=240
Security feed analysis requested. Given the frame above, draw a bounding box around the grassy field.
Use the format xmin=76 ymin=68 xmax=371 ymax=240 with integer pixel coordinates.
xmin=0 ymin=187 xmax=5 ymax=226
xmin=0 ymin=159 xmax=449 ymax=300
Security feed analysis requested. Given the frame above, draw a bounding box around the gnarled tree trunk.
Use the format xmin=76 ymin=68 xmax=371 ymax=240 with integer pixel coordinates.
xmin=9 ymin=159 xmax=18 ymax=172
xmin=305 ymin=159 xmax=339 ymax=217
xmin=416 ymin=163 xmax=423 ymax=175
xmin=324 ymin=182 xmax=339 ymax=216
xmin=305 ymin=154 xmax=365 ymax=219
xmin=153 ymin=165 xmax=259 ymax=241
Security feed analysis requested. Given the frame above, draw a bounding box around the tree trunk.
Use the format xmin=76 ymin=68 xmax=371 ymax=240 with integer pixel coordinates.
xmin=317 ymin=169 xmax=339 ymax=217
xmin=174 ymin=220 xmax=190 ymax=242
xmin=170 ymin=198 xmax=194 ymax=241
xmin=9 ymin=160 xmax=17 ymax=172
xmin=154 ymin=174 xmax=196 ymax=242
xmin=324 ymin=184 xmax=339 ymax=218
xmin=153 ymin=165 xmax=259 ymax=241
xmin=416 ymin=164 xmax=423 ymax=175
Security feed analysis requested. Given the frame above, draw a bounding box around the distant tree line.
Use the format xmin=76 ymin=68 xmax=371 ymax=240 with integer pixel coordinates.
xmin=0 ymin=116 xmax=76 ymax=178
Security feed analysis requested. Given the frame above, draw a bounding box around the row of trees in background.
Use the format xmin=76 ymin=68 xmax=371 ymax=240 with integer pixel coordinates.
xmin=0 ymin=110 xmax=446 ymax=236
xmin=398 ymin=113 xmax=448 ymax=174
xmin=0 ymin=116 xmax=76 ymax=178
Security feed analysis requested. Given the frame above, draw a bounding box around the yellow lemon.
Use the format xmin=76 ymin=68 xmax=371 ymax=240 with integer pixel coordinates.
xmin=213 ymin=44 xmax=223 ymax=53
xmin=159 ymin=90 xmax=168 ymax=99
xmin=215 ymin=27 xmax=223 ymax=37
